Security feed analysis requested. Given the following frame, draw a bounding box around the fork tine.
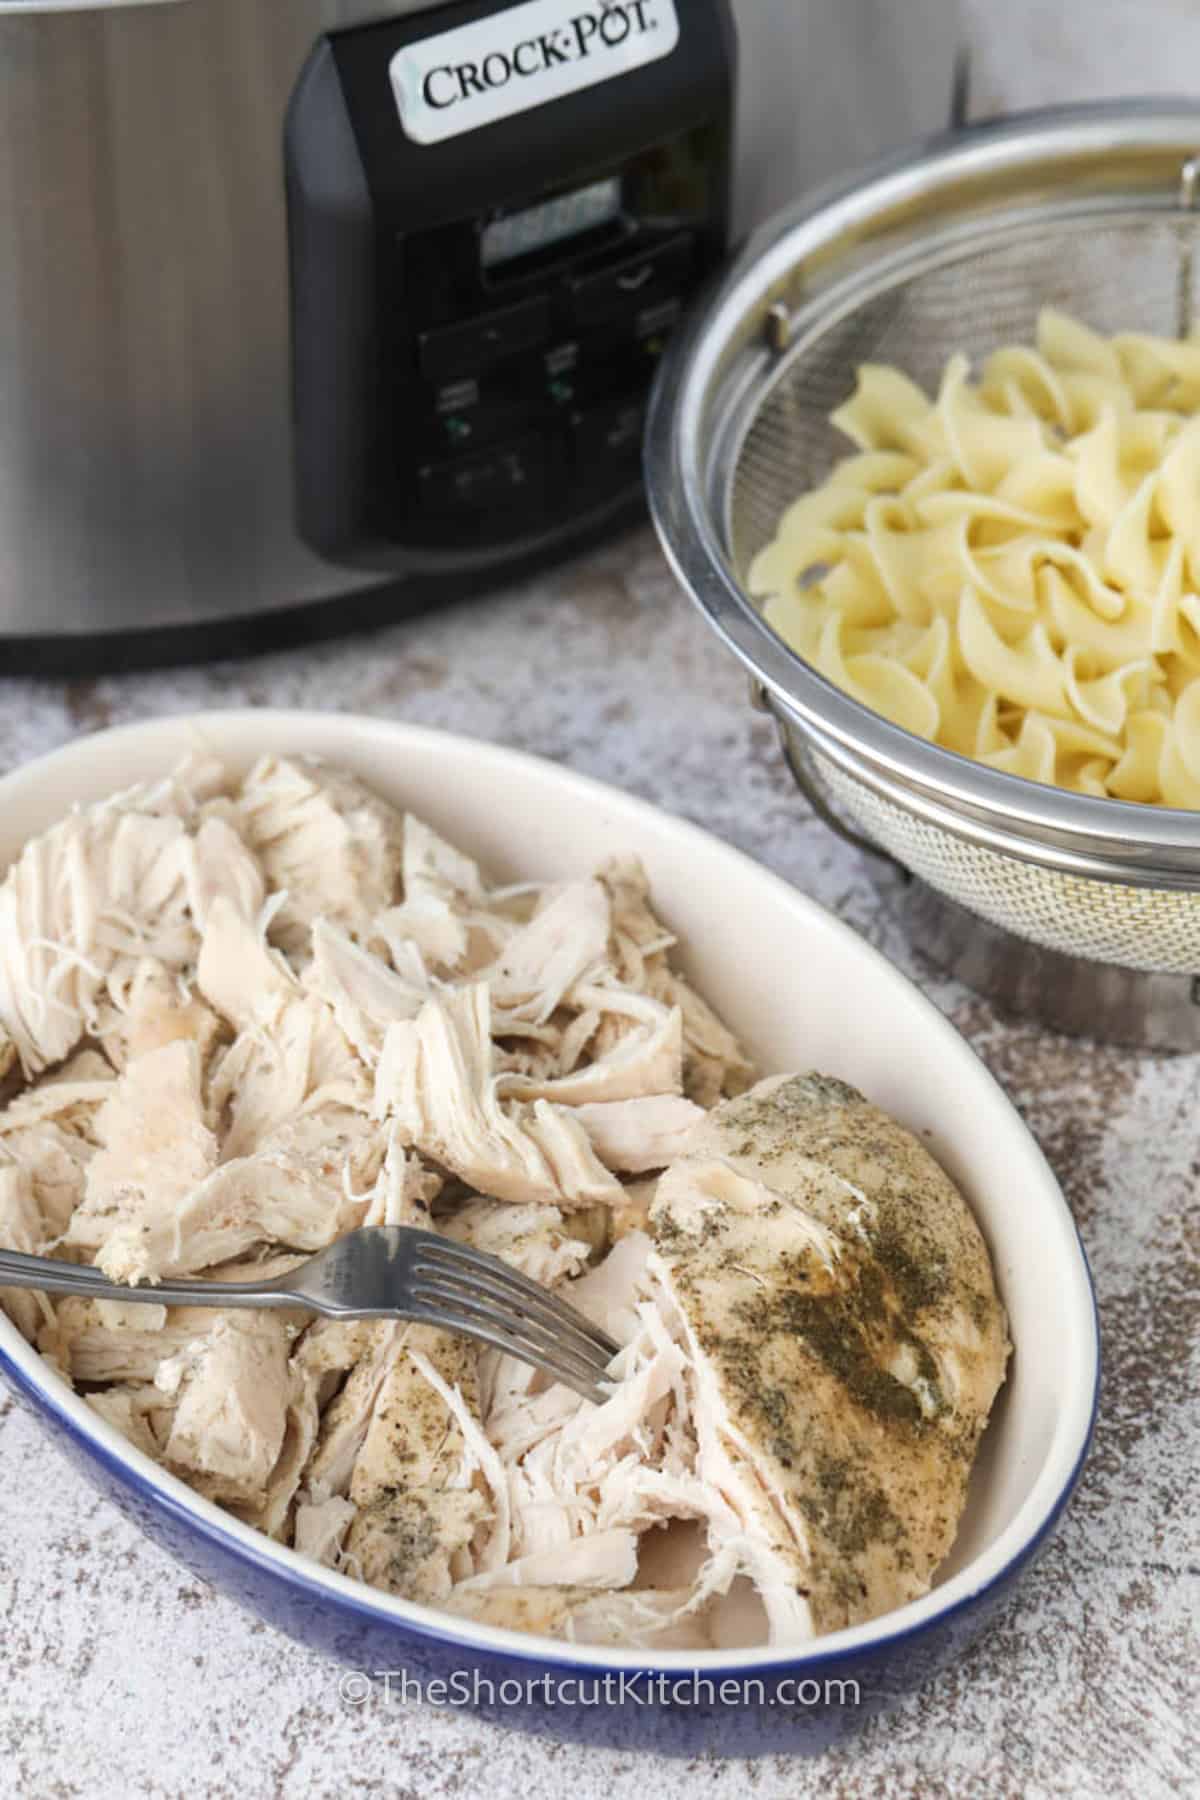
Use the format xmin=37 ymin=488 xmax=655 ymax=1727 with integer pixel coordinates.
xmin=412 ymin=1238 xmax=620 ymax=1358
xmin=407 ymin=1274 xmax=614 ymax=1384
xmin=404 ymin=1296 xmax=612 ymax=1403
xmin=410 ymin=1259 xmax=619 ymax=1370
xmin=411 ymin=1234 xmax=608 ymax=1320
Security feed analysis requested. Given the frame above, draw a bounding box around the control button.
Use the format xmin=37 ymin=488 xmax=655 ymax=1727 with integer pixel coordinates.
xmin=543 ymin=341 xmax=582 ymax=406
xmin=635 ymin=296 xmax=684 ymax=340
xmin=571 ymin=394 xmax=646 ymax=479
xmin=418 ymin=436 xmax=545 ymax=517
xmin=568 ymin=235 xmax=695 ymax=328
xmin=434 ymin=377 xmax=479 ymax=415
xmin=427 ymin=376 xmax=522 ymax=454
xmin=545 ymin=341 xmax=580 ymax=378
xmin=434 ymin=400 xmax=524 ymax=454
xmin=419 ymin=297 xmax=551 ymax=383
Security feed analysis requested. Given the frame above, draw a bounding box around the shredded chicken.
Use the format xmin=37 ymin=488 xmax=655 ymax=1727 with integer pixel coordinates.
xmin=571 ymin=1095 xmax=706 ymax=1172
xmin=0 ymin=755 xmax=1007 ymax=1650
xmin=0 ymin=756 xmax=244 ymax=1077
xmin=485 ymin=880 xmax=610 ymax=1022
xmin=372 ymin=815 xmax=489 ymax=975
xmin=235 ymin=755 xmax=405 ymax=957
xmin=375 ymin=983 xmax=623 ymax=1209
xmin=303 ymin=918 xmax=428 ymax=1068
xmin=0 ymin=1048 xmax=115 ymax=1238
xmin=0 ymin=1162 xmax=47 ymax=1342
xmin=64 ymin=1040 xmax=219 ymax=1276
xmin=343 ymin=1330 xmax=489 ymax=1603
xmin=156 ymin=1313 xmax=293 ymax=1506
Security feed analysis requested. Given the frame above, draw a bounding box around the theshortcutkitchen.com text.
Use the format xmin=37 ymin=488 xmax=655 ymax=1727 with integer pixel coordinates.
xmin=338 ymin=1669 xmax=862 ymax=1709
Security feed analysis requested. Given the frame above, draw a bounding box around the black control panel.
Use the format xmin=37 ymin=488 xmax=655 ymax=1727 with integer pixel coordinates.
xmin=285 ymin=0 xmax=734 ymax=574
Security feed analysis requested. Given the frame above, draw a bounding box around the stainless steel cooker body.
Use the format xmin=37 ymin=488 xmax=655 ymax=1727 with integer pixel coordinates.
xmin=0 ymin=1 xmax=414 ymax=650
xmin=0 ymin=0 xmax=960 ymax=658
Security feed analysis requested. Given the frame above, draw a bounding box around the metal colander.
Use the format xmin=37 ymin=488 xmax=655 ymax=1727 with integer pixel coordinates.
xmin=646 ymin=101 xmax=1200 ymax=1018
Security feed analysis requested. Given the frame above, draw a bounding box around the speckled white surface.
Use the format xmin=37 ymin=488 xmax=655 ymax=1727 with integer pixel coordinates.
xmin=2 ymin=6 xmax=1199 ymax=1792
xmin=0 ymin=527 xmax=1196 ymax=1798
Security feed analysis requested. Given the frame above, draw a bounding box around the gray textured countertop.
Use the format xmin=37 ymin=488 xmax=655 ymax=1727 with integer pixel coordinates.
xmin=0 ymin=524 xmax=1195 ymax=1798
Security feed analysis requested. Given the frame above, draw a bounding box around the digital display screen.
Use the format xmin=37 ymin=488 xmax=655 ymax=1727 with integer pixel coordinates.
xmin=481 ymin=176 xmax=622 ymax=269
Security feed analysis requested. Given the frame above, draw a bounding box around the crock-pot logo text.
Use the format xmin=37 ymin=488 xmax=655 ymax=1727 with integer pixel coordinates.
xmin=390 ymin=0 xmax=680 ymax=146
xmin=422 ymin=2 xmax=656 ymax=111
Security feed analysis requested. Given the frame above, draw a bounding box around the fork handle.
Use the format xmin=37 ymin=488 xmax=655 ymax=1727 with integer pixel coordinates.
xmin=0 ymin=1247 xmax=303 ymax=1312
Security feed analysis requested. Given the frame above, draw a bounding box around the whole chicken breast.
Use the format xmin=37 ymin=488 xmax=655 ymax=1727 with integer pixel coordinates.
xmin=650 ymin=1072 xmax=1010 ymax=1638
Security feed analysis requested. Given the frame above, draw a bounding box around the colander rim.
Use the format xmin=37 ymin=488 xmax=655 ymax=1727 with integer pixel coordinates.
xmin=645 ymin=97 xmax=1200 ymax=882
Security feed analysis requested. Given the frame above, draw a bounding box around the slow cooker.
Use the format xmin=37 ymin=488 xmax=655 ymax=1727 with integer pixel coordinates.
xmin=0 ymin=0 xmax=959 ymax=667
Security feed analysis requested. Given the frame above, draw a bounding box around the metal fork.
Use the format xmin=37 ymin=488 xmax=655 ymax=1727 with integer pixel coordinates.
xmin=0 ymin=1228 xmax=620 ymax=1404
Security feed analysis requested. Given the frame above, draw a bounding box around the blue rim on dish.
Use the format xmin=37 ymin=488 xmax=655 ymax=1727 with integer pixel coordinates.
xmin=0 ymin=1312 xmax=1099 ymax=1756
xmin=0 ymin=712 xmax=1104 ymax=1757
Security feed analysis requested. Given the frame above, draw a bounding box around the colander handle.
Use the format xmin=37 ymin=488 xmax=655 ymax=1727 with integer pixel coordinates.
xmin=752 ymin=680 xmax=907 ymax=873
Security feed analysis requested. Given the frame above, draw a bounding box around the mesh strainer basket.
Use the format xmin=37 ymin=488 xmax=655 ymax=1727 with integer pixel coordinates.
xmin=646 ymin=100 xmax=1200 ymax=1045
